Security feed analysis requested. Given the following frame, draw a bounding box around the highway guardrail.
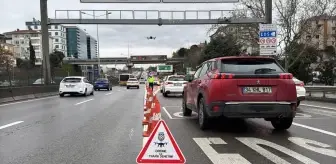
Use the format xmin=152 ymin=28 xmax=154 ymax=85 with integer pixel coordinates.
xmin=305 ymin=86 xmax=336 ymax=103
xmin=0 ymin=85 xmax=59 ymax=104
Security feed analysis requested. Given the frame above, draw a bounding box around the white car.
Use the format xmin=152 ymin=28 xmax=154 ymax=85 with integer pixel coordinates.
xmin=160 ymin=76 xmax=168 ymax=93
xmin=59 ymin=76 xmax=94 ymax=97
xmin=162 ymin=75 xmax=187 ymax=97
xmin=127 ymin=78 xmax=140 ymax=89
xmin=293 ymin=77 xmax=306 ymax=106
xmin=139 ymin=78 xmax=146 ymax=84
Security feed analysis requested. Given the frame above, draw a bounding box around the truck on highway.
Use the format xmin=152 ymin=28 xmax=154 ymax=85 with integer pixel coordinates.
xmin=119 ymin=73 xmax=135 ymax=86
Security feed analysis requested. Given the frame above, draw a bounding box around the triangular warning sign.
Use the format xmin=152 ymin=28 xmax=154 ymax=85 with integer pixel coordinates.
xmin=136 ymin=120 xmax=186 ymax=164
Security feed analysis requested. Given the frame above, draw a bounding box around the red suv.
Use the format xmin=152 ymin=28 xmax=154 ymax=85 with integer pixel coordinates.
xmin=182 ymin=56 xmax=297 ymax=130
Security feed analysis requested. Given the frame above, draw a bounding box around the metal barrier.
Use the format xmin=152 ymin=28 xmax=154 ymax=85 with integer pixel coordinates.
xmin=0 ymin=85 xmax=59 ymax=104
xmin=305 ymin=86 xmax=336 ymax=97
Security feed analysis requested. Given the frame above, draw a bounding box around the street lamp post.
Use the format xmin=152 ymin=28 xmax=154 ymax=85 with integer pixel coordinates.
xmin=81 ymin=12 xmax=111 ymax=78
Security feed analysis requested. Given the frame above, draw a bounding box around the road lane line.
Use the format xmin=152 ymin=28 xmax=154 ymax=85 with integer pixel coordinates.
xmin=300 ymin=104 xmax=336 ymax=111
xmin=0 ymin=96 xmax=57 ymax=107
xmin=162 ymin=107 xmax=173 ymax=119
xmin=0 ymin=121 xmax=24 ymax=130
xmin=75 ymin=99 xmax=94 ymax=105
xmin=293 ymin=122 xmax=336 ymax=137
xmin=105 ymin=92 xmax=113 ymax=95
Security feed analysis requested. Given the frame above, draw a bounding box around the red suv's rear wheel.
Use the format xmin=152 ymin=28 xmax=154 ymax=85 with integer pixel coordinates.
xmin=271 ymin=117 xmax=293 ymax=130
xmin=198 ymin=97 xmax=209 ymax=130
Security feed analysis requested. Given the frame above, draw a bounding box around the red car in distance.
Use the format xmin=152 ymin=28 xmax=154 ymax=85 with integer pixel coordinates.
xmin=182 ymin=56 xmax=297 ymax=130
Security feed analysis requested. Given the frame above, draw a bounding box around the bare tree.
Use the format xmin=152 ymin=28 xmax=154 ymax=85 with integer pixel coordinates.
xmin=0 ymin=45 xmax=15 ymax=87
xmin=209 ymin=0 xmax=336 ymax=70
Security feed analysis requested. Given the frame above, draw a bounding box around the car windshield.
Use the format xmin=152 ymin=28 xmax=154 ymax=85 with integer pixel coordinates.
xmin=220 ymin=59 xmax=284 ymax=74
xmin=128 ymin=78 xmax=137 ymax=81
xmin=168 ymin=76 xmax=185 ymax=81
xmin=62 ymin=78 xmax=82 ymax=83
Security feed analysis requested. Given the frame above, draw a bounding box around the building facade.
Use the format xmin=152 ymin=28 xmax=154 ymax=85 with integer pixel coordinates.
xmin=25 ymin=22 xmax=67 ymax=56
xmin=3 ymin=30 xmax=54 ymax=65
xmin=66 ymin=26 xmax=87 ymax=59
xmin=300 ymin=15 xmax=336 ymax=50
xmin=86 ymin=35 xmax=98 ymax=59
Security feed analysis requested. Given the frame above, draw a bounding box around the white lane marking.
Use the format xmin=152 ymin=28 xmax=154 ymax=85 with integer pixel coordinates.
xmin=74 ymin=99 xmax=94 ymax=105
xmin=0 ymin=121 xmax=24 ymax=130
xmin=162 ymin=107 xmax=173 ymax=119
xmin=173 ymin=112 xmax=198 ymax=119
xmin=105 ymin=92 xmax=113 ymax=95
xmin=301 ymin=104 xmax=336 ymax=111
xmin=129 ymin=128 xmax=134 ymax=140
xmin=237 ymin=137 xmax=318 ymax=164
xmin=193 ymin=138 xmax=251 ymax=164
xmin=293 ymin=122 xmax=336 ymax=137
xmin=0 ymin=96 xmax=57 ymax=107
xmin=300 ymin=109 xmax=336 ymax=118
xmin=288 ymin=137 xmax=336 ymax=158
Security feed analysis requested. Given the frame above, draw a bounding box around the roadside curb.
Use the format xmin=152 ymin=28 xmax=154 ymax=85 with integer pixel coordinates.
xmin=0 ymin=92 xmax=58 ymax=105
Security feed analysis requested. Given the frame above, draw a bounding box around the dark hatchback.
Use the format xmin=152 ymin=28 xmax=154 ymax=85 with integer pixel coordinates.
xmin=94 ymin=78 xmax=112 ymax=91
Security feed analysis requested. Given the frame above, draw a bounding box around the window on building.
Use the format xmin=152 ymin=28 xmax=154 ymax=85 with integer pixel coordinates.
xmin=34 ymin=26 xmax=38 ymax=29
xmin=315 ymin=35 xmax=319 ymax=39
xmin=48 ymin=32 xmax=51 ymax=36
xmin=55 ymin=25 xmax=58 ymax=29
xmin=55 ymin=32 xmax=58 ymax=35
xmin=21 ymin=41 xmax=24 ymax=44
xmin=15 ymin=41 xmax=19 ymax=45
xmin=55 ymin=45 xmax=59 ymax=49
xmin=48 ymin=25 xmax=51 ymax=29
xmin=55 ymin=39 xmax=59 ymax=42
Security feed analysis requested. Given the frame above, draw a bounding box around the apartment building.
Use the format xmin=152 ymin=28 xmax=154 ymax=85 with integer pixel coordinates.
xmin=66 ymin=26 xmax=87 ymax=59
xmin=3 ymin=29 xmax=54 ymax=65
xmin=300 ymin=15 xmax=336 ymax=50
xmin=86 ymin=35 xmax=98 ymax=59
xmin=210 ymin=24 xmax=259 ymax=54
xmin=25 ymin=22 xmax=67 ymax=56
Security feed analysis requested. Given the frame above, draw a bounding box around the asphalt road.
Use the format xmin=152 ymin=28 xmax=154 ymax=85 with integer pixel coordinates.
xmin=157 ymin=93 xmax=336 ymax=164
xmin=0 ymin=86 xmax=144 ymax=164
xmin=1 ymin=86 xmax=335 ymax=164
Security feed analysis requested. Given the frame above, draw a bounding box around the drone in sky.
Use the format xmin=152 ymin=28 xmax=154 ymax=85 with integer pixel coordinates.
xmin=146 ymin=36 xmax=156 ymax=40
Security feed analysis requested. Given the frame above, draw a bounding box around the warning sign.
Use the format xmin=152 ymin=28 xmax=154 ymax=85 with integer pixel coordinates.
xmin=136 ymin=120 xmax=186 ymax=163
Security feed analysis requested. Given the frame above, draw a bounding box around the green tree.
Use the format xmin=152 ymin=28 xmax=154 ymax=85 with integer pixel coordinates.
xmin=0 ymin=45 xmax=15 ymax=86
xmin=29 ymin=39 xmax=36 ymax=67
xmin=285 ymin=43 xmax=319 ymax=83
xmin=319 ymin=46 xmax=336 ymax=85
xmin=49 ymin=51 xmax=65 ymax=80
xmin=176 ymin=48 xmax=188 ymax=58
xmin=199 ymin=34 xmax=242 ymax=64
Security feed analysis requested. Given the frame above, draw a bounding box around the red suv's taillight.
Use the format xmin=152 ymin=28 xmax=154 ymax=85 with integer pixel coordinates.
xmin=279 ymin=73 xmax=293 ymax=79
xmin=211 ymin=73 xmax=234 ymax=79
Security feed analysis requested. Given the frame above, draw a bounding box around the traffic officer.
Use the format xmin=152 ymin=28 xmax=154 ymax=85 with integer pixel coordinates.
xmin=147 ymin=75 xmax=155 ymax=91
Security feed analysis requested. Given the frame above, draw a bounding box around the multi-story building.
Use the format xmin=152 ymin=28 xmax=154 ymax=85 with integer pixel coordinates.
xmin=210 ymin=24 xmax=259 ymax=54
xmin=300 ymin=15 xmax=336 ymax=50
xmin=25 ymin=22 xmax=67 ymax=56
xmin=66 ymin=26 xmax=87 ymax=59
xmin=3 ymin=29 xmax=54 ymax=65
xmin=0 ymin=34 xmax=6 ymax=43
xmin=86 ymin=35 xmax=98 ymax=59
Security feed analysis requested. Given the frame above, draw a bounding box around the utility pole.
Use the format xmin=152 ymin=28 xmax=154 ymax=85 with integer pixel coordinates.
xmin=40 ymin=0 xmax=51 ymax=84
xmin=265 ymin=0 xmax=272 ymax=24
xmin=96 ymin=24 xmax=101 ymax=77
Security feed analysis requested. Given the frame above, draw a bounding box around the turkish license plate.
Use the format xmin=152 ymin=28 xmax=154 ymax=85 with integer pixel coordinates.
xmin=174 ymin=83 xmax=182 ymax=86
xmin=243 ymin=87 xmax=272 ymax=94
xmin=66 ymin=85 xmax=74 ymax=88
xmin=99 ymin=85 xmax=103 ymax=87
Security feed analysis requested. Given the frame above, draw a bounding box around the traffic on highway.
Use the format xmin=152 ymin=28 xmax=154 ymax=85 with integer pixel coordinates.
xmin=1 ymin=55 xmax=335 ymax=164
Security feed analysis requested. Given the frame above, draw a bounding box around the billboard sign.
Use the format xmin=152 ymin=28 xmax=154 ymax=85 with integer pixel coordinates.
xmin=157 ymin=65 xmax=173 ymax=73
xmin=80 ymin=0 xmax=238 ymax=3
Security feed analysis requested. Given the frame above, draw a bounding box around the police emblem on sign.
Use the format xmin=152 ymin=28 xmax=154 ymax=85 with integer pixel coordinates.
xmin=155 ymin=132 xmax=168 ymax=147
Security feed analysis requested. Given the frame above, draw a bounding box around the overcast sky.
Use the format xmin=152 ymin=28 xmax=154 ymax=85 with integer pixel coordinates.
xmin=0 ymin=0 xmax=236 ymax=58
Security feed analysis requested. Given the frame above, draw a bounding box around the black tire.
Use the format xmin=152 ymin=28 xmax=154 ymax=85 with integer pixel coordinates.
xmin=271 ymin=117 xmax=293 ymax=130
xmin=90 ymin=90 xmax=94 ymax=95
xmin=110 ymin=87 xmax=112 ymax=91
xmin=160 ymin=89 xmax=163 ymax=93
xmin=137 ymin=86 xmax=139 ymax=89
xmin=163 ymin=91 xmax=168 ymax=97
xmin=182 ymin=93 xmax=192 ymax=116
xmin=198 ymin=97 xmax=210 ymax=130
xmin=83 ymin=89 xmax=87 ymax=97
xmin=59 ymin=93 xmax=64 ymax=97
xmin=127 ymin=87 xmax=129 ymax=89
xmin=297 ymin=101 xmax=300 ymax=107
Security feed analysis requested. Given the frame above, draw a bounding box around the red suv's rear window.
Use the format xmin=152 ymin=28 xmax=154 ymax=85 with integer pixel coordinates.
xmin=220 ymin=59 xmax=284 ymax=74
